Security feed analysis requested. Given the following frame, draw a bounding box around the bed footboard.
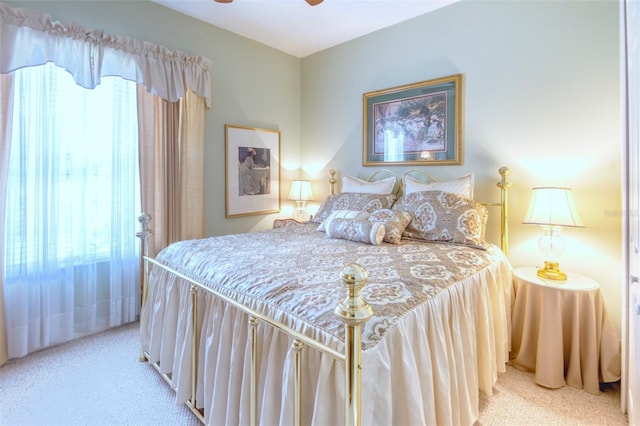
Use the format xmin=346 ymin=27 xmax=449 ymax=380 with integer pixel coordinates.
xmin=136 ymin=215 xmax=373 ymax=426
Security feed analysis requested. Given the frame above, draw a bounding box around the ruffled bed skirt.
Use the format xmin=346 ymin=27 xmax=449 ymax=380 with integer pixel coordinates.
xmin=140 ymin=259 xmax=512 ymax=426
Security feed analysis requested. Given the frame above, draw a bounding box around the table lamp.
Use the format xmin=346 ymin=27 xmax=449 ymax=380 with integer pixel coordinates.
xmin=288 ymin=180 xmax=313 ymax=221
xmin=522 ymin=187 xmax=584 ymax=281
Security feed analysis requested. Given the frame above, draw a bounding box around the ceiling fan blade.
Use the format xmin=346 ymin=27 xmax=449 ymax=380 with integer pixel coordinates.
xmin=214 ymin=0 xmax=321 ymax=4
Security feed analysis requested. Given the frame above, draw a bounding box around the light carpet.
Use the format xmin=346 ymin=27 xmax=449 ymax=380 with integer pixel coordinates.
xmin=0 ymin=322 xmax=628 ymax=426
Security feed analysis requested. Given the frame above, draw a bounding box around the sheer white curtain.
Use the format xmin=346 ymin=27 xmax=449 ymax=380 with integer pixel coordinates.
xmin=3 ymin=63 xmax=140 ymax=358
xmin=0 ymin=72 xmax=11 ymax=365
xmin=0 ymin=3 xmax=209 ymax=362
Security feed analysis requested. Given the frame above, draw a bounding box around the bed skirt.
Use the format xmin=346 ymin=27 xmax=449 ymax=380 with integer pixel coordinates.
xmin=140 ymin=256 xmax=512 ymax=426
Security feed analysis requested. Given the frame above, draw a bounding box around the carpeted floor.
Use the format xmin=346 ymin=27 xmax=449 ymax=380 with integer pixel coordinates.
xmin=476 ymin=363 xmax=626 ymax=425
xmin=0 ymin=322 xmax=198 ymax=426
xmin=0 ymin=322 xmax=629 ymax=425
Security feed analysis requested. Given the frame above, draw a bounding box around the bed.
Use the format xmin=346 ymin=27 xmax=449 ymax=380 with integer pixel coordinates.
xmin=137 ymin=167 xmax=513 ymax=426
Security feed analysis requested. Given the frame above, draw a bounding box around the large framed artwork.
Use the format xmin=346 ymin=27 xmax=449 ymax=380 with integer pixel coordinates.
xmin=363 ymin=74 xmax=463 ymax=166
xmin=225 ymin=124 xmax=281 ymax=218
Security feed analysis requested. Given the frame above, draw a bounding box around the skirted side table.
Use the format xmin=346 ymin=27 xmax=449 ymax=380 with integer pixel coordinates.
xmin=510 ymin=267 xmax=621 ymax=394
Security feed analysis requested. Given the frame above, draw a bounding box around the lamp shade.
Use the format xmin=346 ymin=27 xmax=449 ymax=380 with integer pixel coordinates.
xmin=288 ymin=180 xmax=313 ymax=201
xmin=523 ymin=187 xmax=584 ymax=227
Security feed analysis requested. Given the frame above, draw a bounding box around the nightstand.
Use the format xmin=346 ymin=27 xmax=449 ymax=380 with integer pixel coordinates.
xmin=509 ymin=266 xmax=621 ymax=395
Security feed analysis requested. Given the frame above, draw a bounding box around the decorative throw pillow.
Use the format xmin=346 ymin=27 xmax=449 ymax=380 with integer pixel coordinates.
xmin=341 ymin=175 xmax=396 ymax=195
xmin=316 ymin=209 xmax=371 ymax=232
xmin=311 ymin=192 xmax=396 ymax=224
xmin=368 ymin=209 xmax=413 ymax=244
xmin=325 ymin=217 xmax=385 ymax=246
xmin=403 ymin=173 xmax=474 ymax=199
xmin=393 ymin=190 xmax=488 ymax=249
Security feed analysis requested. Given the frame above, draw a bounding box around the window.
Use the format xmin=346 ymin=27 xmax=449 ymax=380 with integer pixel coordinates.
xmin=3 ymin=62 xmax=140 ymax=357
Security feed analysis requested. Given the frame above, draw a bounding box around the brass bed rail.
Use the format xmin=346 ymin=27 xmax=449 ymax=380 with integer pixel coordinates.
xmin=137 ymin=166 xmax=511 ymax=426
xmin=137 ymin=219 xmax=373 ymax=426
xmin=143 ymin=256 xmax=348 ymax=361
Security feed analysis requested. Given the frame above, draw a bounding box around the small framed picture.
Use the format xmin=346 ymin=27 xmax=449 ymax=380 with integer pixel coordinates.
xmin=225 ymin=124 xmax=281 ymax=217
xmin=363 ymin=74 xmax=463 ymax=166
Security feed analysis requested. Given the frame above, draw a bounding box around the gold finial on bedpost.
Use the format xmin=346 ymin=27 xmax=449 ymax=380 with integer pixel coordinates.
xmin=328 ymin=169 xmax=337 ymax=195
xmin=496 ymin=167 xmax=512 ymax=257
xmin=335 ymin=263 xmax=372 ymax=426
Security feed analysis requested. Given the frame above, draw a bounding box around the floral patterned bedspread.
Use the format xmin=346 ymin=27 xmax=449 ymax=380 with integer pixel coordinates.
xmin=154 ymin=223 xmax=508 ymax=351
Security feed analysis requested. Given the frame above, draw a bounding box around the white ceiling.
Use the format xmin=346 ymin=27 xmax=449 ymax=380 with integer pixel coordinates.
xmin=150 ymin=0 xmax=459 ymax=58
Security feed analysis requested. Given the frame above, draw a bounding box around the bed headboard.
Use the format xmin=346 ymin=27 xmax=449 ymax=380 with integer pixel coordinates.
xmin=326 ymin=167 xmax=511 ymax=256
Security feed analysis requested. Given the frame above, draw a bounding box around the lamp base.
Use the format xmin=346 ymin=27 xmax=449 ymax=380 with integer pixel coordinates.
xmin=293 ymin=200 xmax=308 ymax=222
xmin=536 ymin=261 xmax=567 ymax=281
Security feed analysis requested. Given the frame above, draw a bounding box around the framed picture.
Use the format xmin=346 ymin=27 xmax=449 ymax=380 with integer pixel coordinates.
xmin=225 ymin=124 xmax=281 ymax=218
xmin=363 ymin=74 xmax=462 ymax=166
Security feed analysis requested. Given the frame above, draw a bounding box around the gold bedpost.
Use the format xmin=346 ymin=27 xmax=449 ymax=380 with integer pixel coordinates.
xmin=497 ymin=167 xmax=512 ymax=257
xmin=189 ymin=285 xmax=199 ymax=410
xmin=136 ymin=213 xmax=153 ymax=309
xmin=329 ymin=169 xmax=337 ymax=195
xmin=335 ymin=263 xmax=373 ymax=426
xmin=249 ymin=316 xmax=259 ymax=426
xmin=292 ymin=339 xmax=304 ymax=426
xmin=136 ymin=213 xmax=153 ymax=362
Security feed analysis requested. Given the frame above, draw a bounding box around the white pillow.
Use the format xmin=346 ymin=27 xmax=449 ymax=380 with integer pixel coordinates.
xmin=403 ymin=173 xmax=474 ymax=199
xmin=342 ymin=175 xmax=396 ymax=195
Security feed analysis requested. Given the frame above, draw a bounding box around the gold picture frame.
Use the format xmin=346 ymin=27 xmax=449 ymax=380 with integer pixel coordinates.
xmin=225 ymin=124 xmax=281 ymax=218
xmin=363 ymin=74 xmax=463 ymax=166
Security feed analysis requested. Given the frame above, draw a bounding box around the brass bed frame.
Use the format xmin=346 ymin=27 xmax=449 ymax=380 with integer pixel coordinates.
xmin=136 ymin=166 xmax=511 ymax=426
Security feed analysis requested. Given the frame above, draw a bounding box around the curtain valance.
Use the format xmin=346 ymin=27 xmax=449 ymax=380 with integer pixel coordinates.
xmin=0 ymin=2 xmax=212 ymax=107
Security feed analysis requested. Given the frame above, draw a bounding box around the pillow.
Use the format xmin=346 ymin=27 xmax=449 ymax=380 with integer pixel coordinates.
xmin=368 ymin=209 xmax=413 ymax=244
xmin=325 ymin=217 xmax=386 ymax=246
xmin=342 ymin=175 xmax=396 ymax=195
xmin=393 ymin=190 xmax=488 ymax=249
xmin=316 ymin=209 xmax=371 ymax=232
xmin=403 ymin=173 xmax=474 ymax=199
xmin=311 ymin=192 xmax=396 ymax=224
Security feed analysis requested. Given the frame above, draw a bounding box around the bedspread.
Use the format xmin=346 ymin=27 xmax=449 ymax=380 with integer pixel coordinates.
xmin=142 ymin=223 xmax=513 ymax=426
xmin=155 ymin=223 xmax=503 ymax=351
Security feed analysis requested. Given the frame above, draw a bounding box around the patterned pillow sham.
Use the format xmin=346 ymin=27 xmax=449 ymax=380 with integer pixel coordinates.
xmin=368 ymin=209 xmax=413 ymax=244
xmin=393 ymin=190 xmax=488 ymax=249
xmin=316 ymin=209 xmax=371 ymax=232
xmin=311 ymin=192 xmax=396 ymax=224
xmin=342 ymin=175 xmax=396 ymax=195
xmin=403 ymin=173 xmax=474 ymax=199
xmin=325 ymin=217 xmax=386 ymax=246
